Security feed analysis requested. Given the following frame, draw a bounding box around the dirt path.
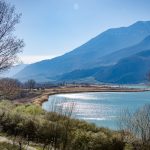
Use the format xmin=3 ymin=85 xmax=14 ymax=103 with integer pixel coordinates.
xmin=0 ymin=136 xmax=37 ymax=150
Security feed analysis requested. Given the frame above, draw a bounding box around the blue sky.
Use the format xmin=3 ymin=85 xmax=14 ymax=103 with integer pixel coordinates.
xmin=9 ymin=0 xmax=150 ymax=63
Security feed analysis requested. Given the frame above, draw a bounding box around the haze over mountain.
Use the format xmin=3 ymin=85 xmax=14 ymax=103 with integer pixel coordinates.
xmin=0 ymin=64 xmax=27 ymax=78
xmin=59 ymin=35 xmax=150 ymax=84
xmin=95 ymin=49 xmax=150 ymax=84
xmin=97 ymin=35 xmax=150 ymax=65
xmin=58 ymin=49 xmax=150 ymax=84
xmin=15 ymin=21 xmax=150 ymax=83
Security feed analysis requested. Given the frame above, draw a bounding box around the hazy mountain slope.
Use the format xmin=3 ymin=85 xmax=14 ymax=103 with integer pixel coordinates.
xmin=58 ymin=50 xmax=150 ymax=84
xmin=0 ymin=64 xmax=27 ymax=78
xmin=98 ymin=35 xmax=150 ymax=65
xmin=15 ymin=21 xmax=150 ymax=81
xmin=94 ymin=50 xmax=150 ymax=84
xmin=56 ymin=67 xmax=102 ymax=81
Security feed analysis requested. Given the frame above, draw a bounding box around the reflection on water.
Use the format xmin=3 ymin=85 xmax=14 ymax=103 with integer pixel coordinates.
xmin=42 ymin=92 xmax=150 ymax=129
xmin=57 ymin=93 xmax=97 ymax=100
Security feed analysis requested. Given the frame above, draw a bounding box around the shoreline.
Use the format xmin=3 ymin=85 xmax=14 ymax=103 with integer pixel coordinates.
xmin=32 ymin=85 xmax=149 ymax=106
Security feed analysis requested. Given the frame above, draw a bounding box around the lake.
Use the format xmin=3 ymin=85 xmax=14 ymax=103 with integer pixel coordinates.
xmin=42 ymin=91 xmax=150 ymax=129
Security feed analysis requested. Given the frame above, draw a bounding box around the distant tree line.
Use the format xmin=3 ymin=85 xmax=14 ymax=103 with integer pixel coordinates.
xmin=0 ymin=78 xmax=40 ymax=100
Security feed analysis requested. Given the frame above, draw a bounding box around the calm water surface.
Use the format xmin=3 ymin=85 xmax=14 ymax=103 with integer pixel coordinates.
xmin=42 ymin=91 xmax=150 ymax=129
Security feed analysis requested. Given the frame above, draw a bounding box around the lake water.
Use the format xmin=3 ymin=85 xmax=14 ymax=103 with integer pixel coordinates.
xmin=42 ymin=91 xmax=150 ymax=130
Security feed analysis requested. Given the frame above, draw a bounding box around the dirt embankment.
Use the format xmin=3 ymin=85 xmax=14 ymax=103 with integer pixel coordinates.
xmin=31 ymin=85 xmax=148 ymax=106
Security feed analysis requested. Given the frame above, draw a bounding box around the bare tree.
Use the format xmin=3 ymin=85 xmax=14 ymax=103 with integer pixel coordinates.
xmin=118 ymin=104 xmax=150 ymax=148
xmin=25 ymin=79 xmax=36 ymax=90
xmin=0 ymin=0 xmax=24 ymax=73
xmin=0 ymin=78 xmax=22 ymax=99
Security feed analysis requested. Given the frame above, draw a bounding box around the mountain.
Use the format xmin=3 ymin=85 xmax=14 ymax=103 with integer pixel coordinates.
xmin=97 ymin=35 xmax=150 ymax=65
xmin=95 ymin=50 xmax=150 ymax=84
xmin=55 ymin=67 xmax=101 ymax=82
xmin=15 ymin=21 xmax=150 ymax=82
xmin=0 ymin=64 xmax=27 ymax=78
xmin=58 ymin=50 xmax=150 ymax=84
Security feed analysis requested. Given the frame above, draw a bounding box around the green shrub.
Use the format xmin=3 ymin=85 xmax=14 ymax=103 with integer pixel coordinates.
xmin=0 ymin=101 xmax=147 ymax=150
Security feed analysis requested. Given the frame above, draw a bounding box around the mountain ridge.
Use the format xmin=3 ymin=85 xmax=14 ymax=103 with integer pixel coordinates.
xmin=58 ymin=49 xmax=150 ymax=84
xmin=15 ymin=21 xmax=150 ymax=83
xmin=97 ymin=35 xmax=150 ymax=65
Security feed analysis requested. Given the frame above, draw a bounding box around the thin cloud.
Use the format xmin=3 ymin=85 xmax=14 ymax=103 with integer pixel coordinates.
xmin=73 ymin=3 xmax=79 ymax=10
xmin=20 ymin=55 xmax=57 ymax=64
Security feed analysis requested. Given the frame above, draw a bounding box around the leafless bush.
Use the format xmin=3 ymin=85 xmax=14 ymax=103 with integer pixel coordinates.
xmin=118 ymin=104 xmax=150 ymax=148
xmin=0 ymin=78 xmax=22 ymax=99
xmin=47 ymin=97 xmax=76 ymax=118
xmin=45 ymin=97 xmax=76 ymax=150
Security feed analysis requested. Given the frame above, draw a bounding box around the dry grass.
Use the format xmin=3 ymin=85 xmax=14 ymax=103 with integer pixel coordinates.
xmin=32 ymin=85 xmax=147 ymax=105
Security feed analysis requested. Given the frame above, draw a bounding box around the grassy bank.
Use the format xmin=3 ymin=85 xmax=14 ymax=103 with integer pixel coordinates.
xmin=0 ymin=100 xmax=149 ymax=150
xmin=0 ymin=100 xmax=127 ymax=150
